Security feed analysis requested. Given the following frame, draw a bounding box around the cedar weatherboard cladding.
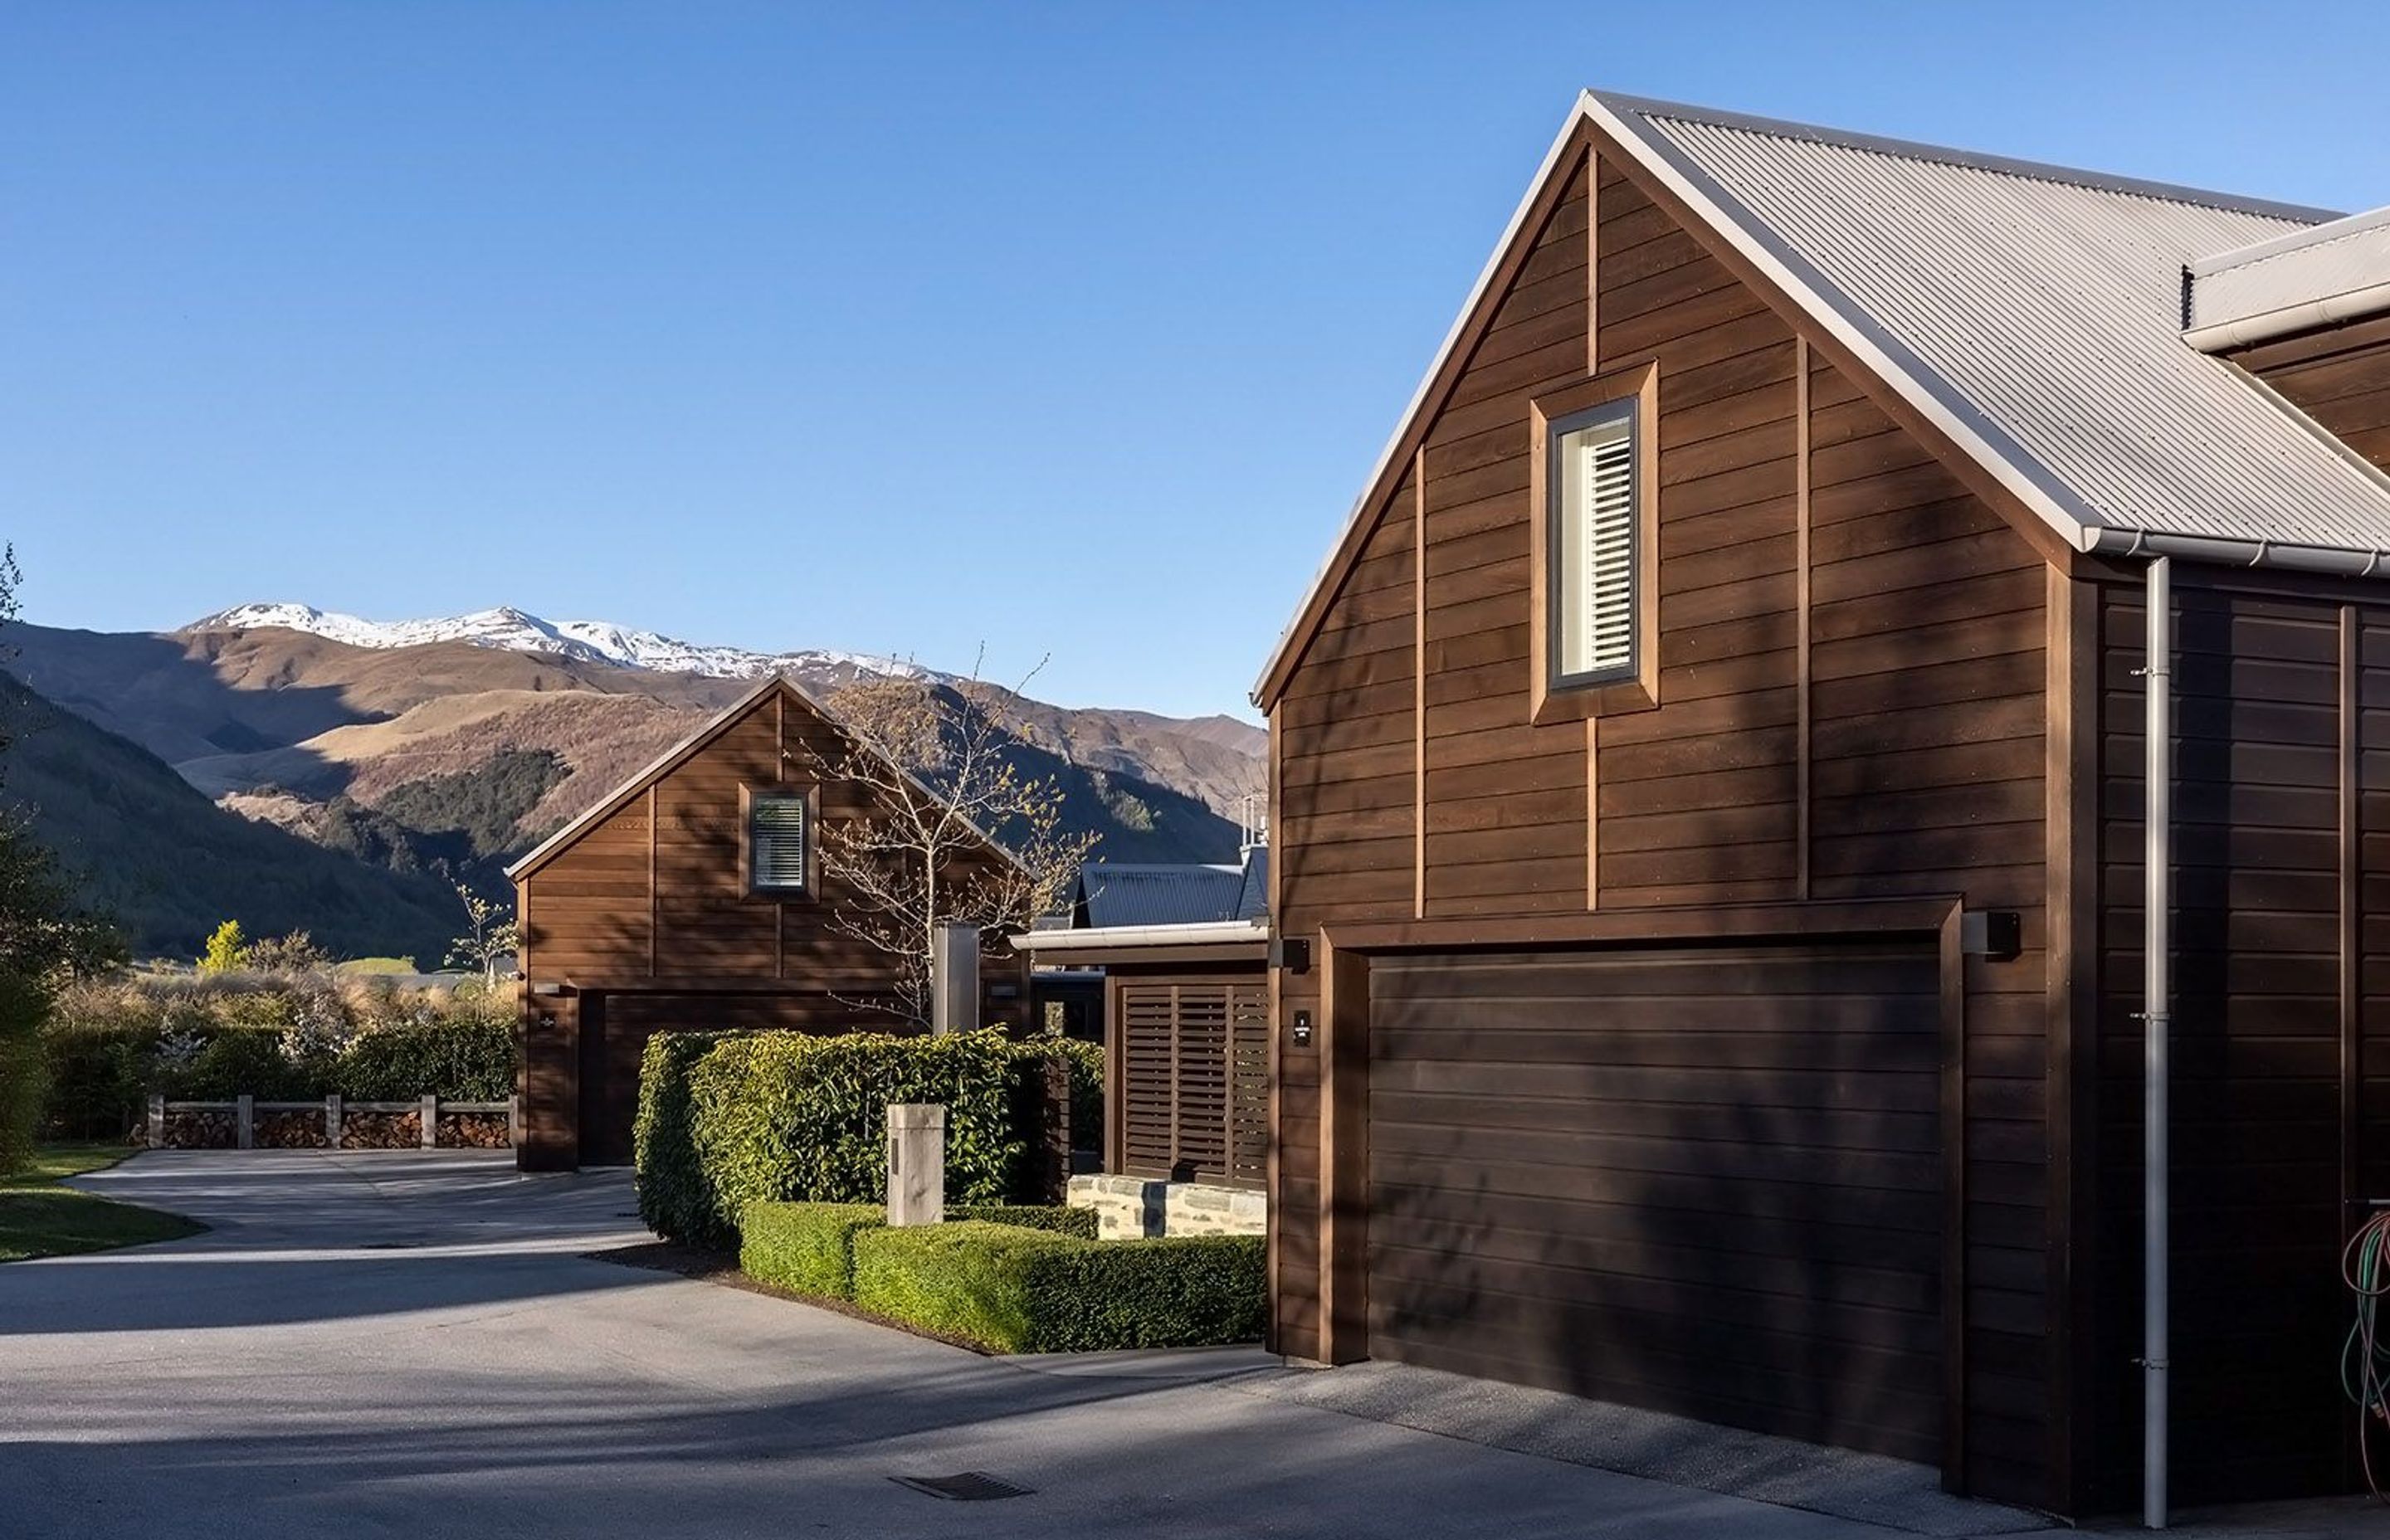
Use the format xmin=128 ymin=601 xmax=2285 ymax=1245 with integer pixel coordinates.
xmin=1269 ymin=130 xmax=2056 ymax=1508
xmin=1271 ymin=110 xmax=2390 ymax=1522
xmin=2227 ymin=314 xmax=2390 ymax=479
xmin=515 ymin=681 xmax=1027 ymax=1167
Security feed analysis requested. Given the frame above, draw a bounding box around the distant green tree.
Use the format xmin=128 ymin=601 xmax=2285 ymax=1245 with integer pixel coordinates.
xmin=443 ymin=881 xmax=519 ymax=988
xmin=0 ymin=546 xmax=127 ymax=1172
xmin=198 ymin=919 xmax=251 ymax=976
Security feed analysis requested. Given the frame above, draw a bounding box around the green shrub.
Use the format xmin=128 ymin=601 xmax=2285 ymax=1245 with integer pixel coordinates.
xmin=852 ymin=1223 xmax=1265 ymax=1353
xmin=0 ymin=973 xmax=51 ymax=1175
xmin=332 ymin=1015 xmax=511 ymax=1100
xmin=739 ymin=1200 xmax=1101 ymax=1300
xmin=739 ymin=1201 xmax=883 ymax=1297
xmin=634 ymin=1031 xmax=742 ymax=1247
xmin=1044 ymin=1036 xmax=1102 ymax=1151
xmin=681 ymin=1030 xmax=1031 ymax=1243
xmin=37 ymin=974 xmax=517 ymax=1138
xmin=853 ymin=1221 xmax=1071 ymax=1348
xmin=948 ymin=1202 xmax=1098 ymax=1238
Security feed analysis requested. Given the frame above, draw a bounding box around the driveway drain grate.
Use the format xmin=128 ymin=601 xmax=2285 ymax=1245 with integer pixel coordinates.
xmin=890 ymin=1473 xmax=1033 ymax=1502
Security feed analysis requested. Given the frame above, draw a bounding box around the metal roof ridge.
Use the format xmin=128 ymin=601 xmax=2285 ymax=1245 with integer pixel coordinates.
xmin=2189 ymin=202 xmax=2390 ymax=278
xmin=1588 ymin=90 xmax=2340 ymax=226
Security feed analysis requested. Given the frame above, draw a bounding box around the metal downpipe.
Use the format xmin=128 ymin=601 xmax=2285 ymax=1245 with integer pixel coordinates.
xmin=2143 ymin=555 xmax=2173 ymax=1530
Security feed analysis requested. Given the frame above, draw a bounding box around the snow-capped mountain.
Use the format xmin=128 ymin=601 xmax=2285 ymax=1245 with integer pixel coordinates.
xmin=188 ymin=602 xmax=930 ymax=683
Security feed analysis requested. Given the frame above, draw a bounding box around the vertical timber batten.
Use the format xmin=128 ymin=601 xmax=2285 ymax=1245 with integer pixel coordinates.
xmin=1413 ymin=451 xmax=1427 ymax=920
xmin=1585 ymin=717 xmax=1598 ymax=909
xmin=1795 ymin=335 xmax=1812 ymax=899
xmin=1317 ymin=935 xmax=1369 ymax=1363
xmin=1939 ymin=903 xmax=1970 ymax=1489
xmin=2050 ymin=568 xmax=2100 ymax=1513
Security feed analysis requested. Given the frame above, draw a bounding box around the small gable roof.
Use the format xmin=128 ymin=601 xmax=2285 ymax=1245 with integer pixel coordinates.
xmin=505 ymin=672 xmax=1023 ymax=885
xmin=1256 ymin=90 xmax=2390 ymax=707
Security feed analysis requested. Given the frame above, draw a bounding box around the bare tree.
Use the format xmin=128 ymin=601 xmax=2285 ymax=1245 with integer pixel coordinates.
xmin=807 ymin=661 xmax=1096 ymax=1024
xmin=444 ymin=881 xmax=520 ymax=990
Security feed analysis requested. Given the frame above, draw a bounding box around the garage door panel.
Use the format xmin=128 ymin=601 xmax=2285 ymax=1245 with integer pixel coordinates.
xmin=1376 ymin=954 xmax=1936 ymax=1000
xmin=1369 ymin=1182 xmax=1944 ymax=1274
xmin=1366 ymin=1057 xmax=1934 ymax=1114
xmin=1370 ymin=1089 xmax=1940 ymax=1153
xmin=1367 ymin=1123 xmax=1940 ymax=1195
xmin=1366 ymin=940 xmax=1943 ymax=1465
xmin=1377 ymin=1328 xmax=1939 ymax=1466
xmin=1369 ymin=1298 xmax=1944 ymax=1448
xmin=1370 ymin=1226 xmax=1942 ymax=1318
xmin=1371 ymin=1022 xmax=1939 ymax=1073
xmin=1367 ymin=1148 xmax=1940 ymax=1234
xmin=1376 ymin=1191 xmax=1950 ymax=1272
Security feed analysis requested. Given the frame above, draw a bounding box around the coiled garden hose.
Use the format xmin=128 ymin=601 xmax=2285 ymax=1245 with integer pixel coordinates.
xmin=2346 ymin=1208 xmax=2390 ymax=1500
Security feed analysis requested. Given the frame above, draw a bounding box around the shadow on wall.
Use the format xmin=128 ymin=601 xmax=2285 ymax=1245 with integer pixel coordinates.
xmin=1362 ymin=943 xmax=1944 ymax=1468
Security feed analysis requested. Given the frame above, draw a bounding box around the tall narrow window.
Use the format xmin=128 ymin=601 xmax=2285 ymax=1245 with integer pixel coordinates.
xmin=1549 ymin=399 xmax=1640 ymax=688
xmin=746 ymin=789 xmax=810 ymax=895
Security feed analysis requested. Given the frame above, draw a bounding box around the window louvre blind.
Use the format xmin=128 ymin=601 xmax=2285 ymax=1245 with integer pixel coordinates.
xmin=1581 ymin=431 xmax=1636 ymax=675
xmin=749 ymin=794 xmax=807 ymax=891
xmin=1554 ymin=406 xmax=1638 ymax=683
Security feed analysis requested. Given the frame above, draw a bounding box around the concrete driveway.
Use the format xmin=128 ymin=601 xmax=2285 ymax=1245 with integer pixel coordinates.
xmin=0 ymin=1153 xmax=2355 ymax=1538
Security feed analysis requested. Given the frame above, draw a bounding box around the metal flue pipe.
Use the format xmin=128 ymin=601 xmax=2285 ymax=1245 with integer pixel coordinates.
xmin=2143 ymin=556 xmax=2173 ymax=1530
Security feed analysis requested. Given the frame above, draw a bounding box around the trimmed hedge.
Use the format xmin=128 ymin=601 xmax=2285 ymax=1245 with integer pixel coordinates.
xmin=632 ymin=1031 xmax=741 ymax=1247
xmin=738 ymin=1201 xmax=1098 ymax=1298
xmin=637 ymin=1028 xmax=1087 ymax=1248
xmin=851 ymin=1222 xmax=1266 ymax=1352
xmin=949 ymin=1202 xmax=1098 ymax=1238
xmin=740 ymin=1201 xmax=881 ymax=1297
xmin=1045 ymin=1036 xmax=1102 ymax=1149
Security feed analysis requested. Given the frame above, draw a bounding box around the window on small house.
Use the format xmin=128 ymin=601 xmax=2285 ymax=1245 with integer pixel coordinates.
xmin=746 ymin=790 xmax=809 ymax=896
xmin=1549 ymin=398 xmax=1640 ymax=688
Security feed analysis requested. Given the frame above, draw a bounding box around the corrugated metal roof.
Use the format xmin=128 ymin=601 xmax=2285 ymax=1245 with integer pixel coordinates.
xmin=1077 ymin=864 xmax=1249 ymax=928
xmin=2188 ymin=205 xmax=2390 ymax=335
xmin=1599 ymin=94 xmax=2390 ymax=557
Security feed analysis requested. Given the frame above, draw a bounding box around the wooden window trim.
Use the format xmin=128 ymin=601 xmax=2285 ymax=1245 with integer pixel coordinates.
xmin=1529 ymin=361 xmax=1661 ymax=724
xmin=739 ymin=782 xmax=820 ymax=903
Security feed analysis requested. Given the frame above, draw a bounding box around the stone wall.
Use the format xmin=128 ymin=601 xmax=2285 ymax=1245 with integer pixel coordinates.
xmin=1067 ymin=1174 xmax=1266 ymax=1239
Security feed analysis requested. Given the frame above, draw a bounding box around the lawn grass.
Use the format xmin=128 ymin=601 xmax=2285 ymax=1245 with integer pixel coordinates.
xmin=0 ymin=1143 xmax=204 ymax=1263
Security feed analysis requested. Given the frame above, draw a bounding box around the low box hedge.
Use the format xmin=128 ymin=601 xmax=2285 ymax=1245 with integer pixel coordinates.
xmin=851 ymin=1221 xmax=1266 ymax=1353
xmin=739 ymin=1200 xmax=1098 ymax=1299
xmin=740 ymin=1201 xmax=883 ymax=1297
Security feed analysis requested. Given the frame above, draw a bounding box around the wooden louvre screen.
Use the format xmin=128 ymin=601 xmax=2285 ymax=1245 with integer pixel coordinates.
xmin=1116 ymin=978 xmax=1268 ymax=1189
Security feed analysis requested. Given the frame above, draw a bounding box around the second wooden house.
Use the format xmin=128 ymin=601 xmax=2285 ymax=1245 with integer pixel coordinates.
xmin=510 ymin=674 xmax=1029 ymax=1168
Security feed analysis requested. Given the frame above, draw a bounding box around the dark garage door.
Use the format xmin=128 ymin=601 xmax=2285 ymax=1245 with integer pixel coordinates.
xmin=1367 ymin=941 xmax=1944 ymax=1464
xmin=578 ymin=992 xmax=845 ymax=1165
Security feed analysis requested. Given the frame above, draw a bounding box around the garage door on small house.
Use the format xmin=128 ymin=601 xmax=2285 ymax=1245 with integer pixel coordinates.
xmin=1365 ymin=942 xmax=1945 ymax=1464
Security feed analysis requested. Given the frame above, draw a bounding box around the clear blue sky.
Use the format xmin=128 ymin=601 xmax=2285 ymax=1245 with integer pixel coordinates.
xmin=6 ymin=3 xmax=2387 ymax=719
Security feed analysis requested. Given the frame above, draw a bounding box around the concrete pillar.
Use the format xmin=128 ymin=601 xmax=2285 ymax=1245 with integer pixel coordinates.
xmin=325 ymin=1094 xmax=344 ymax=1149
xmin=147 ymin=1094 xmax=164 ymax=1149
xmin=235 ymin=1094 xmax=254 ymax=1150
xmin=420 ymin=1094 xmax=438 ymax=1149
xmin=507 ymin=1094 xmax=522 ymax=1149
xmin=886 ymin=1104 xmax=945 ymax=1226
xmin=931 ymin=924 xmax=978 ymax=1035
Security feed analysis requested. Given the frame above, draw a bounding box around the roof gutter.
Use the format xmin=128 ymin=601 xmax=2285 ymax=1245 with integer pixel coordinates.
xmin=2183 ymin=280 xmax=2390 ymax=353
xmin=2079 ymin=524 xmax=2390 ymax=578
xmin=1012 ymin=920 xmax=1269 ymax=953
